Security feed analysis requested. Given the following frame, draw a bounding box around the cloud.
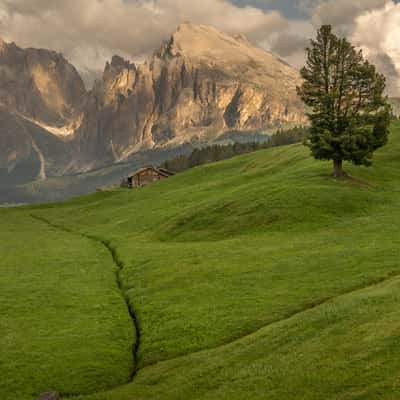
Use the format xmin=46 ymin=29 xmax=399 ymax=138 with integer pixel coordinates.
xmin=311 ymin=0 xmax=387 ymax=34
xmin=269 ymin=19 xmax=314 ymax=65
xmin=0 ymin=0 xmax=399 ymax=95
xmin=0 ymin=0 xmax=289 ymax=86
xmin=271 ymin=33 xmax=308 ymax=58
xmin=351 ymin=2 xmax=400 ymax=96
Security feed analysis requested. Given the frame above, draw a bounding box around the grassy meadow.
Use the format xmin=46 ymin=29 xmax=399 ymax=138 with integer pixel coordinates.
xmin=1 ymin=121 xmax=400 ymax=399
xmin=0 ymin=213 xmax=135 ymax=399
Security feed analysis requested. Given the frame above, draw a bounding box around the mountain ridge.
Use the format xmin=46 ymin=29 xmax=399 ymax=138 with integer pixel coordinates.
xmin=0 ymin=23 xmax=307 ymax=188
xmin=72 ymin=22 xmax=306 ymax=170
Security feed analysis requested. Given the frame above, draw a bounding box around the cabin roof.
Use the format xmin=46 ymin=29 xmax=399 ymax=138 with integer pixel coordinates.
xmin=157 ymin=167 xmax=175 ymax=176
xmin=127 ymin=165 xmax=175 ymax=179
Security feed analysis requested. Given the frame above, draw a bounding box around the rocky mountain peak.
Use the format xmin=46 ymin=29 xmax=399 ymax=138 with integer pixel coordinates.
xmin=168 ymin=23 xmax=262 ymax=62
xmin=96 ymin=55 xmax=137 ymax=108
xmin=0 ymin=41 xmax=86 ymax=127
xmin=159 ymin=23 xmax=300 ymax=89
xmin=73 ymin=23 xmax=306 ymax=170
xmin=168 ymin=22 xmax=239 ymax=58
xmin=158 ymin=22 xmax=245 ymax=60
xmin=106 ymin=55 xmax=135 ymax=71
xmin=0 ymin=23 xmax=307 ymax=179
xmin=0 ymin=37 xmax=13 ymax=54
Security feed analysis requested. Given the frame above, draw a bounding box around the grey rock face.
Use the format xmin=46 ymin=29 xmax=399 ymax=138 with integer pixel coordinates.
xmin=0 ymin=39 xmax=86 ymax=126
xmin=0 ymin=24 xmax=307 ymax=178
xmin=0 ymin=38 xmax=86 ymax=180
xmin=72 ymin=23 xmax=306 ymax=170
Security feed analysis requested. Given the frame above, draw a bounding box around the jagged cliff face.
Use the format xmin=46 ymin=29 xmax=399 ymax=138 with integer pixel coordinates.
xmin=74 ymin=23 xmax=306 ymax=168
xmin=0 ymin=38 xmax=85 ymax=127
xmin=0 ymin=24 xmax=307 ymax=180
xmin=0 ymin=38 xmax=86 ymax=183
xmin=0 ymin=107 xmax=73 ymax=186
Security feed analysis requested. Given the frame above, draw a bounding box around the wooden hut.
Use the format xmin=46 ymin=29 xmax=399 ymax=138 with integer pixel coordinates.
xmin=126 ymin=166 xmax=174 ymax=188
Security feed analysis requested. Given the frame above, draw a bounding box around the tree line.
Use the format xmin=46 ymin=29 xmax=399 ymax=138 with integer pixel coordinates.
xmin=160 ymin=126 xmax=308 ymax=173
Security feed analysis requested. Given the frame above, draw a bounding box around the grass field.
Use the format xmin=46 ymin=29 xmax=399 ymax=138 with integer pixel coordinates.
xmin=0 ymin=213 xmax=135 ymax=400
xmin=1 ymin=121 xmax=400 ymax=399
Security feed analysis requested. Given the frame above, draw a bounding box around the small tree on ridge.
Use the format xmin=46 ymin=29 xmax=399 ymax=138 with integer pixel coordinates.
xmin=297 ymin=25 xmax=391 ymax=177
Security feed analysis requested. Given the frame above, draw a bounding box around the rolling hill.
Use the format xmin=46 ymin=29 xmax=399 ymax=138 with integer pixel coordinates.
xmin=1 ymin=121 xmax=400 ymax=400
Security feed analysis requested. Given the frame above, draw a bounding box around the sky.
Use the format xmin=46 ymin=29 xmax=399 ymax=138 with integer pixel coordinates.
xmin=0 ymin=0 xmax=399 ymax=95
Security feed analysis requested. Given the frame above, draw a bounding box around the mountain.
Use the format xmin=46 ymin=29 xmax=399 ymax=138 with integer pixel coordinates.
xmin=0 ymin=108 xmax=72 ymax=187
xmin=0 ymin=37 xmax=86 ymax=185
xmin=0 ymin=23 xmax=306 ymax=194
xmin=0 ymin=37 xmax=85 ymax=127
xmin=73 ymin=23 xmax=306 ymax=169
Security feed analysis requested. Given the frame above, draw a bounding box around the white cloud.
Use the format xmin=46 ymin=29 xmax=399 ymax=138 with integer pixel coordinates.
xmin=0 ymin=0 xmax=290 ymax=86
xmin=351 ymin=2 xmax=400 ymax=96
xmin=0 ymin=0 xmax=399 ymax=94
xmin=311 ymin=0 xmax=387 ymax=34
xmin=309 ymin=0 xmax=400 ymax=95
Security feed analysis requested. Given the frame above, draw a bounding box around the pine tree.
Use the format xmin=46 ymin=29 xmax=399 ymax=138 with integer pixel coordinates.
xmin=297 ymin=25 xmax=391 ymax=177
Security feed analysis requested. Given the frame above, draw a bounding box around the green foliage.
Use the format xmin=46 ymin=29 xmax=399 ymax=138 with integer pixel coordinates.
xmin=2 ymin=122 xmax=400 ymax=399
xmin=297 ymin=25 xmax=391 ymax=176
xmin=161 ymin=126 xmax=308 ymax=172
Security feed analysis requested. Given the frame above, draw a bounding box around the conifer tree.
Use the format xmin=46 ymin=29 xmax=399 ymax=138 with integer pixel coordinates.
xmin=297 ymin=25 xmax=391 ymax=177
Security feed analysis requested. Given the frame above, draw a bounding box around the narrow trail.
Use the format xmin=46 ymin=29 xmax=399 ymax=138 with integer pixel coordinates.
xmin=30 ymin=214 xmax=140 ymax=381
xmin=99 ymin=238 xmax=141 ymax=380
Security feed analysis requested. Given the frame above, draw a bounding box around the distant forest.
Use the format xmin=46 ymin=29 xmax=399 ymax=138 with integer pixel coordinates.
xmin=161 ymin=126 xmax=309 ymax=173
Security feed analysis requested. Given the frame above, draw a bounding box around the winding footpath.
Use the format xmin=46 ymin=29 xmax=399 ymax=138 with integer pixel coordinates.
xmin=30 ymin=214 xmax=140 ymax=380
xmin=98 ymin=237 xmax=141 ymax=379
xmin=29 ymin=213 xmax=400 ymax=398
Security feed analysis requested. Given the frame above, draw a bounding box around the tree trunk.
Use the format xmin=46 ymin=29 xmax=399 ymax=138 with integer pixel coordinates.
xmin=333 ymin=159 xmax=343 ymax=178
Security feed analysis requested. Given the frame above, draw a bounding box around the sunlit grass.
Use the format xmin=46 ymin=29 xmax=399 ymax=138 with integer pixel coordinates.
xmin=2 ymin=121 xmax=400 ymax=399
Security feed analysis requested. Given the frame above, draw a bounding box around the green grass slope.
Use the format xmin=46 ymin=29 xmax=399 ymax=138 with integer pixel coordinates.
xmin=0 ymin=212 xmax=135 ymax=399
xmin=1 ymin=121 xmax=400 ymax=399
